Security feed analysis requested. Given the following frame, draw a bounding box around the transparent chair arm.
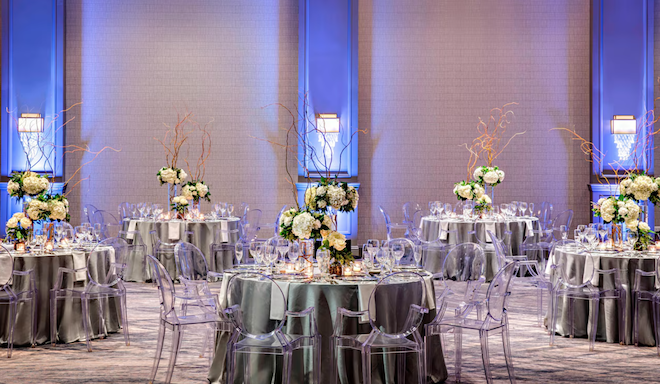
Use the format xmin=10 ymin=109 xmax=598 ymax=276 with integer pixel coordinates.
xmin=12 ymin=268 xmax=36 ymax=292
xmin=286 ymin=306 xmax=318 ymax=335
xmin=634 ymin=269 xmax=657 ymax=292
xmin=54 ymin=267 xmax=88 ymax=290
xmin=401 ymin=304 xmax=429 ymax=333
xmin=175 ymin=292 xmax=219 ymax=313
xmin=594 ymin=267 xmax=622 ymax=290
xmin=333 ymin=307 xmax=368 ymax=337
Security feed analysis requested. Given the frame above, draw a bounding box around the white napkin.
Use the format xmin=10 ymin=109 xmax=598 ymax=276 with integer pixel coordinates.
xmin=358 ymin=283 xmax=377 ymax=323
xmin=269 ymin=281 xmax=290 ymax=320
xmin=0 ymin=256 xmax=12 ymax=285
xmin=439 ymin=221 xmax=449 ymax=241
xmin=485 ymin=222 xmax=496 ymax=243
xmin=524 ymin=220 xmax=534 ymax=236
xmin=72 ymin=250 xmax=87 ymax=281
xmin=220 ymin=220 xmax=229 ymax=243
xmin=218 ymin=274 xmax=231 ymax=309
xmin=424 ymin=276 xmax=436 ymax=310
xmin=168 ymin=222 xmax=181 ymax=241
xmin=126 ymin=220 xmax=137 ymax=240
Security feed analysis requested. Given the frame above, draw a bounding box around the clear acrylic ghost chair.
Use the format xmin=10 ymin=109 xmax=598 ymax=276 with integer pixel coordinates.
xmin=378 ymin=205 xmax=410 ymax=241
xmin=632 ymin=257 xmax=660 ymax=347
xmin=257 ymin=205 xmax=287 ymax=240
xmin=403 ymin=202 xmax=422 ymax=228
xmin=174 ymin=242 xmax=222 ymax=294
xmin=439 ymin=243 xmax=487 ymax=313
xmin=118 ymin=202 xmax=132 ymax=220
xmin=241 ymin=209 xmax=262 ymax=242
xmin=549 ymin=240 xmax=625 ymax=350
xmin=489 ymin=231 xmax=551 ymax=327
xmin=149 ymin=230 xmax=182 ymax=283
xmin=0 ymin=245 xmax=38 ymax=357
xmin=147 ymin=255 xmax=228 ymax=384
xmin=331 ymin=271 xmax=428 ymax=384
xmin=426 ymin=262 xmax=517 ymax=384
xmin=119 ymin=230 xmax=148 ymax=282
xmin=83 ymin=204 xmax=99 ymax=224
xmin=92 ymin=210 xmax=120 ymax=239
xmin=238 ymin=202 xmax=250 ymax=220
xmin=225 ymin=272 xmax=321 ymax=384
xmin=210 ymin=228 xmax=240 ymax=272
xmin=550 ymin=209 xmax=574 ymax=240
xmin=50 ymin=237 xmax=130 ymax=352
xmin=538 ymin=202 xmax=553 ymax=230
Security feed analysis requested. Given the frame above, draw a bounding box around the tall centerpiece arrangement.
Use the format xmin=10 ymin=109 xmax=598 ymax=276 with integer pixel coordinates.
xmin=4 ymin=102 xmax=118 ymax=245
xmin=182 ymin=117 xmax=213 ymax=212
xmin=262 ymin=96 xmax=364 ymax=276
xmin=155 ymin=111 xmax=191 ymax=215
xmin=455 ymin=103 xmax=524 ymax=213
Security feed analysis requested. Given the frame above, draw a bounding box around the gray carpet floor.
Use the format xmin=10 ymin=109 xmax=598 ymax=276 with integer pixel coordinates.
xmin=1 ymin=282 xmax=659 ymax=383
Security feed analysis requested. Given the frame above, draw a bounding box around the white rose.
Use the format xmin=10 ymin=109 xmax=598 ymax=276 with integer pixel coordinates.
xmin=20 ymin=217 xmax=32 ymax=229
xmin=159 ymin=168 xmax=176 ymax=184
xmin=473 ymin=168 xmax=484 ymax=179
xmin=292 ymin=212 xmax=315 ymax=239
xmin=182 ymin=185 xmax=195 ymax=200
xmin=196 ymin=183 xmax=208 ymax=197
xmin=178 ymin=169 xmax=187 ymax=182
xmin=313 ymin=219 xmax=321 ymax=229
xmin=627 ymin=220 xmax=639 ymax=231
xmin=327 ymin=231 xmax=346 ymax=251
xmin=322 ymin=214 xmax=334 ymax=229
xmin=639 ymin=222 xmax=651 ymax=232
xmin=473 ymin=184 xmax=485 ymax=198
xmin=317 ymin=200 xmax=327 ymax=208
xmin=483 ymin=171 xmax=499 ymax=185
xmin=617 ymin=201 xmax=625 ymax=207
xmin=6 ymin=217 xmax=18 ymax=228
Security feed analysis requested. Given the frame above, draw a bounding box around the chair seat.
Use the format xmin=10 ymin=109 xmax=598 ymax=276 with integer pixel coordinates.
xmin=163 ymin=312 xmax=226 ymax=327
xmin=435 ymin=316 xmax=505 ymax=332
xmin=335 ymin=332 xmax=421 ymax=351
xmin=556 ymin=285 xmax=602 ymax=299
xmin=233 ymin=332 xmax=314 ymax=350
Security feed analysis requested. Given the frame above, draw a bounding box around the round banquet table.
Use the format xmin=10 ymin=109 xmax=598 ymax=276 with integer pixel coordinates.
xmin=121 ymin=218 xmax=240 ymax=281
xmin=550 ymin=246 xmax=659 ymax=346
xmin=420 ymin=216 xmax=539 ymax=280
xmin=0 ymin=246 xmax=122 ymax=346
xmin=208 ymin=271 xmax=446 ymax=384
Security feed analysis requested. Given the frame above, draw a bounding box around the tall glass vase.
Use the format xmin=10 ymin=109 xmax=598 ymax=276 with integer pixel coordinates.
xmin=486 ymin=184 xmax=495 ymax=204
xmin=638 ymin=200 xmax=648 ymax=224
xmin=167 ymin=184 xmax=178 ymax=211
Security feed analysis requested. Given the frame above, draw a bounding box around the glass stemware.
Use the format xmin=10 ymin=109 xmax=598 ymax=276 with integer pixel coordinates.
xmin=519 ymin=202 xmax=528 ymax=217
xmin=62 ymin=228 xmax=73 ymax=251
xmin=585 ymin=228 xmax=597 ymax=250
xmin=33 ymin=229 xmax=44 ymax=254
xmin=277 ymin=238 xmax=290 ymax=263
xmin=559 ymin=225 xmax=568 ymax=240
xmin=463 ymin=201 xmax=474 ymax=221
xmin=528 ymin=202 xmax=535 ymax=217
xmin=288 ymin=242 xmax=299 ymax=264
xmin=227 ymin=204 xmax=234 ymax=218
xmin=444 ymin=203 xmax=452 ymax=218
xmin=249 ymin=240 xmax=263 ymax=269
xmin=413 ymin=244 xmax=423 ymax=268
xmin=316 ymin=249 xmax=330 ymax=280
xmin=391 ymin=242 xmax=404 ymax=269
xmin=235 ymin=242 xmax=244 ymax=266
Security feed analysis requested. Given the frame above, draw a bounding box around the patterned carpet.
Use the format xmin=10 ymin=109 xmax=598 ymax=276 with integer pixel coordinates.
xmin=2 ymin=282 xmax=658 ymax=383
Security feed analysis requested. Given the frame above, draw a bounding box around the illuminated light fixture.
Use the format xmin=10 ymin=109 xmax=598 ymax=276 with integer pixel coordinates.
xmin=17 ymin=113 xmax=44 ymax=133
xmin=611 ymin=115 xmax=636 ymax=161
xmin=610 ymin=115 xmax=636 ymax=134
xmin=316 ymin=113 xmax=340 ymax=161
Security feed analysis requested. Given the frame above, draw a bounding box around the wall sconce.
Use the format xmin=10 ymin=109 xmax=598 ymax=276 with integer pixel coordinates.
xmin=17 ymin=113 xmax=44 ymax=133
xmin=316 ymin=113 xmax=340 ymax=161
xmin=611 ymin=115 xmax=636 ymax=161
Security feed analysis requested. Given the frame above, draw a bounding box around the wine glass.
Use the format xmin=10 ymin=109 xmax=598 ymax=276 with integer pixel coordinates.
xmin=33 ymin=228 xmax=44 ymax=254
xmin=435 ymin=202 xmax=444 ymax=218
xmin=54 ymin=223 xmax=63 ymax=245
xmin=93 ymin=223 xmax=102 ymax=243
xmin=375 ymin=247 xmax=391 ymax=276
xmin=153 ymin=204 xmax=164 ymax=221
xmin=528 ymin=203 xmax=535 ymax=217
xmin=235 ymin=242 xmax=244 ymax=266
xmin=220 ymin=203 xmax=228 ymax=218
xmin=288 ymin=242 xmax=299 ymax=264
xmin=266 ymin=242 xmax=279 ymax=275
xmin=362 ymin=244 xmax=373 ymax=270
xmin=413 ymin=244 xmax=423 ymax=268
xmin=597 ymin=224 xmax=607 ymax=245
xmin=62 ymin=228 xmax=73 ymax=250
xmin=585 ymin=228 xmax=597 ymax=250
xmin=519 ymin=202 xmax=528 ymax=217
xmin=560 ymin=225 xmax=568 ymax=241
xmin=444 ymin=203 xmax=452 ymax=218
xmin=137 ymin=202 xmax=146 ymax=219
xmin=130 ymin=204 xmax=137 ymax=219
xmin=277 ymin=238 xmax=290 ymax=262
xmin=463 ymin=201 xmax=474 ymax=221
xmin=429 ymin=203 xmax=437 ymax=218
xmin=249 ymin=240 xmax=263 ymax=268
xmin=391 ymin=242 xmax=405 ymax=268
xmin=227 ymin=204 xmax=234 ymax=218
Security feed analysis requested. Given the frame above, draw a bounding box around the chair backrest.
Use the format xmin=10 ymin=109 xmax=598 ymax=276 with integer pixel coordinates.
xmin=242 ymin=209 xmax=262 ymax=238
xmin=385 ymin=237 xmax=416 ymax=264
xmin=119 ymin=230 xmax=145 ymax=246
xmin=213 ymin=227 xmax=239 ymax=245
xmin=378 ymin=205 xmax=392 ymax=226
xmin=539 ymin=202 xmax=553 ymax=229
xmin=0 ymin=245 xmax=14 ymax=286
xmin=550 ymin=239 xmax=592 ymax=288
xmin=369 ymin=271 xmax=426 ymax=337
xmin=92 ymin=210 xmax=120 ymax=238
xmin=403 ymin=202 xmax=421 ymax=224
xmin=174 ymin=241 xmax=210 ymax=281
xmin=552 ymin=209 xmax=573 ymax=230
xmin=118 ymin=202 xmax=132 ymax=220
xmin=442 ymin=242 xmax=486 ymax=296
xmin=485 ymin=261 xmax=517 ymax=322
xmin=150 ymin=229 xmax=178 ymax=251
xmin=274 ymin=205 xmax=287 ymax=236
xmin=87 ymin=237 xmax=129 ymax=287
xmin=225 ymin=272 xmax=287 ymax=340
xmin=147 ymin=255 xmax=176 ymax=320
xmin=487 ymin=231 xmax=509 ymax=269
xmin=83 ymin=204 xmax=99 ymax=223
xmin=239 ymin=202 xmax=250 ymax=219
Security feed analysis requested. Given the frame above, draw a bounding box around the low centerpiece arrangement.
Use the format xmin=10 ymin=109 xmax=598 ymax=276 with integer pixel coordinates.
xmin=5 ymin=212 xmax=32 ymax=250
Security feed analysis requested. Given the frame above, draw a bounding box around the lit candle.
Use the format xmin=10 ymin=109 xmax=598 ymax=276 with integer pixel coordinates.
xmin=14 ymin=242 xmax=26 ymax=252
xmin=199 ymin=213 xmax=205 ymax=221
xmin=60 ymin=238 xmax=69 ymax=248
xmin=45 ymin=241 xmax=54 ymax=251
xmin=344 ymin=268 xmax=353 ymax=276
xmin=353 ymin=261 xmax=362 ymax=273
xmin=284 ymin=263 xmax=294 ymax=274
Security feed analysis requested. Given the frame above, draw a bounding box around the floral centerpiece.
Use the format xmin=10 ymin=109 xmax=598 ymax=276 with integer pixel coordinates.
xmin=473 ymin=166 xmax=505 ymax=187
xmin=7 ymin=171 xmax=50 ymax=200
xmin=593 ymin=196 xmax=641 ymax=246
xmin=170 ymin=195 xmax=189 ymax=218
xmin=628 ymin=221 xmax=654 ymax=251
xmin=279 ymin=208 xmax=333 ymax=242
xmin=473 ymin=194 xmax=493 ymax=216
xmin=181 ymin=181 xmax=211 ymax=204
xmin=157 ymin=167 xmax=187 ymax=185
xmin=453 ymin=180 xmax=485 ymax=201
xmin=619 ymin=172 xmax=660 ymax=201
xmin=26 ymin=194 xmax=70 ymax=222
xmin=5 ymin=212 xmax=32 ymax=244
xmin=320 ymin=230 xmax=353 ymax=275
xmin=304 ymin=178 xmax=359 ymax=213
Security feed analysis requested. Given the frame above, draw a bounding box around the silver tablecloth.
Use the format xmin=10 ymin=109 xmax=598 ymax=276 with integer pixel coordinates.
xmin=208 ymin=274 xmax=446 ymax=384
xmin=0 ymin=248 xmax=122 ymax=346
xmin=551 ymin=247 xmax=658 ymax=346
xmin=421 ymin=216 xmax=538 ymax=280
xmin=122 ymin=218 xmax=240 ymax=281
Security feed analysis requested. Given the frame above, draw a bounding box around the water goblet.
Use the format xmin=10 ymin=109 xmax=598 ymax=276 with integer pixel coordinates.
xmin=277 ymin=238 xmax=290 ymax=262
xmin=528 ymin=203 xmax=535 ymax=217
xmin=288 ymin=242 xmax=299 ymax=264
xmin=559 ymin=225 xmax=568 ymax=240
xmin=362 ymin=244 xmax=373 ymax=270
xmin=93 ymin=223 xmax=102 ymax=242
xmin=430 ymin=203 xmax=437 ymax=218
xmin=413 ymin=244 xmax=423 ymax=268
xmin=463 ymin=201 xmax=474 ymax=221
xmin=130 ymin=204 xmax=137 ymax=219
xmin=597 ymin=224 xmax=607 ymax=245
xmin=391 ymin=242 xmax=405 ymax=268
xmin=137 ymin=202 xmax=146 ymax=219
xmin=235 ymin=242 xmax=244 ymax=266
xmin=219 ymin=203 xmax=227 ymax=218
xmin=436 ymin=202 xmax=445 ymax=218
xmin=519 ymin=202 xmax=528 ymax=217
xmin=444 ymin=203 xmax=452 ymax=218
xmin=249 ymin=240 xmax=263 ymax=268
xmin=62 ymin=229 xmax=73 ymax=250
xmin=227 ymin=204 xmax=234 ymax=218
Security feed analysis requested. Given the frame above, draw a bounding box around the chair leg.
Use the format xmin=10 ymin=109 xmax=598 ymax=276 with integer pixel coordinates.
xmin=502 ymin=323 xmax=516 ymax=384
xmin=568 ymin=297 xmax=574 ymax=339
xmin=654 ymin=299 xmax=660 ymax=356
xmin=315 ymin=335 xmax=321 ymax=384
xmin=81 ymin=296 xmax=93 ymax=352
xmin=120 ymin=294 xmax=130 ymax=346
xmin=165 ymin=326 xmax=183 ymax=384
xmin=149 ymin=320 xmax=166 ymax=384
xmin=455 ymin=327 xmax=463 ymax=382
xmin=30 ymin=295 xmax=38 ymax=347
xmin=397 ymin=353 xmax=407 ymax=383
xmin=549 ymin=291 xmax=558 ymax=346
xmin=417 ymin=348 xmax=426 ymax=384
xmin=479 ymin=330 xmax=492 ymax=384
xmin=50 ymin=292 xmax=58 ymax=347
xmin=536 ymin=286 xmax=544 ymax=327
xmin=7 ymin=301 xmax=17 ymax=358
xmin=330 ymin=337 xmax=337 ymax=384
xmin=226 ymin=342 xmax=236 ymax=384
xmin=282 ymin=350 xmax=293 ymax=384
xmin=618 ymin=294 xmax=626 ymax=346
xmin=97 ymin=297 xmax=105 ymax=339
xmin=633 ymin=292 xmax=639 ymax=346
xmin=589 ymin=298 xmax=600 ymax=352
xmin=362 ymin=349 xmax=372 ymax=384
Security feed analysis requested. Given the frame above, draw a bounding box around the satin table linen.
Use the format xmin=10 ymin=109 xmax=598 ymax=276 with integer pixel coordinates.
xmin=421 ymin=216 xmax=539 ymax=280
xmin=550 ymin=246 xmax=659 ymax=346
xmin=122 ymin=217 xmax=240 ymax=281
xmin=208 ymin=271 xmax=446 ymax=384
xmin=0 ymin=246 xmax=122 ymax=346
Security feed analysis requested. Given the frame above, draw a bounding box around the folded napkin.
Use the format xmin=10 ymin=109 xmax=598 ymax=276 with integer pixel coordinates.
xmin=439 ymin=221 xmax=449 ymax=241
xmin=484 ymin=222 xmax=496 ymax=243
xmin=0 ymin=256 xmax=12 ymax=285
xmin=358 ymin=282 xmax=377 ymax=323
xmin=269 ymin=281 xmax=290 ymax=320
xmin=524 ymin=220 xmax=534 ymax=237
xmin=424 ymin=276 xmax=436 ymax=310
xmin=168 ymin=222 xmax=181 ymax=241
xmin=72 ymin=250 xmax=87 ymax=281
xmin=218 ymin=274 xmax=231 ymax=309
xmin=219 ymin=220 xmax=229 ymax=243
xmin=126 ymin=220 xmax=137 ymax=240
